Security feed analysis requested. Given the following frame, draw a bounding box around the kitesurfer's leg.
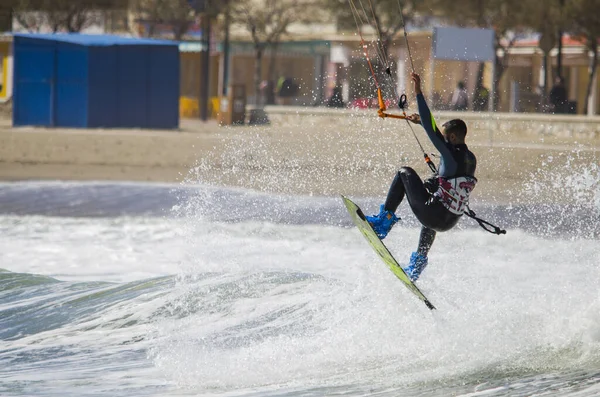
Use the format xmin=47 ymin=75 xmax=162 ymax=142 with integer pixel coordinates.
xmin=384 ymin=167 xmax=427 ymax=213
xmin=404 ymin=254 xmax=429 ymax=282
xmin=417 ymin=227 xmax=436 ymax=257
xmin=365 ymin=204 xmax=399 ymax=239
xmin=367 ymin=166 xmax=426 ymax=239
xmin=382 ymin=171 xmax=406 ymax=213
xmin=403 ymin=227 xmax=433 ymax=282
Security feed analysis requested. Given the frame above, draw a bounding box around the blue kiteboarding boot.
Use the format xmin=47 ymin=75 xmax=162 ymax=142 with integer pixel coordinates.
xmin=365 ymin=204 xmax=399 ymax=239
xmin=403 ymin=252 xmax=428 ymax=282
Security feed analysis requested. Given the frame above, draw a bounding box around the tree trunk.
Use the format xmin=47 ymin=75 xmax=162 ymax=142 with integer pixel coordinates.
xmin=173 ymin=22 xmax=189 ymax=41
xmin=472 ymin=62 xmax=489 ymax=111
xmin=377 ymin=35 xmax=398 ymax=101
xmin=477 ymin=62 xmax=485 ymax=85
xmin=147 ymin=21 xmax=155 ymax=38
xmin=266 ymin=41 xmax=279 ymax=105
xmin=557 ymin=29 xmax=563 ymax=78
xmin=381 ymin=35 xmax=391 ymax=65
xmin=493 ymin=36 xmax=517 ymax=111
xmin=542 ymin=52 xmax=549 ymax=110
xmin=66 ymin=7 xmax=87 ymax=32
xmin=222 ymin=0 xmax=230 ymax=96
xmin=249 ymin=44 xmax=269 ymax=125
xmin=200 ymin=14 xmax=211 ymax=121
xmin=493 ymin=55 xmax=506 ymax=111
xmin=557 ymin=0 xmax=565 ymax=78
xmin=584 ymin=40 xmax=598 ymax=114
xmin=254 ymin=46 xmax=263 ymax=107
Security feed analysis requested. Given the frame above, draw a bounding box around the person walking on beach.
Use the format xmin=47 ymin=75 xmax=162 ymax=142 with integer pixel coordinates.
xmin=365 ymin=72 xmax=477 ymax=282
xmin=450 ymin=81 xmax=469 ymax=111
xmin=549 ymin=76 xmax=568 ymax=114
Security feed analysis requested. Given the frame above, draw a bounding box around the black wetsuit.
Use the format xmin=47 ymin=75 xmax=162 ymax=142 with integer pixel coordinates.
xmin=383 ymin=93 xmax=477 ymax=256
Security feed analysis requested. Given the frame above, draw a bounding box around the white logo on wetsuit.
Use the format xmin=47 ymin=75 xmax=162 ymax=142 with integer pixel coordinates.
xmin=434 ymin=176 xmax=477 ymax=215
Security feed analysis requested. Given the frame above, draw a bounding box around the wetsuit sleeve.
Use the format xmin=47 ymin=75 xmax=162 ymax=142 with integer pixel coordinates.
xmin=416 ymin=93 xmax=458 ymax=175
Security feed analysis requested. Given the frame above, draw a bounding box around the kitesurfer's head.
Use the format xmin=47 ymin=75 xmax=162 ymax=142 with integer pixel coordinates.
xmin=442 ymin=119 xmax=467 ymax=144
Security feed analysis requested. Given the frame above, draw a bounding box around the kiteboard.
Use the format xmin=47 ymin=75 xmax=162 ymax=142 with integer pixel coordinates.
xmin=341 ymin=195 xmax=435 ymax=310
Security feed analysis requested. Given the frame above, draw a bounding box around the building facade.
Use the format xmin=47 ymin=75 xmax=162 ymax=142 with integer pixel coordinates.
xmin=1 ymin=2 xmax=598 ymax=117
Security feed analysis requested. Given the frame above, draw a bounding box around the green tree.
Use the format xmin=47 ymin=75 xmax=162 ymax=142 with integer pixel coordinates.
xmin=565 ymin=0 xmax=600 ymax=114
xmin=519 ymin=0 xmax=564 ymax=107
xmin=232 ymin=0 xmax=321 ymax=107
xmin=130 ymin=0 xmax=195 ymax=40
xmin=12 ymin=0 xmax=46 ymax=32
xmin=13 ymin=0 xmax=102 ymax=33
xmin=326 ymin=0 xmax=423 ymax=71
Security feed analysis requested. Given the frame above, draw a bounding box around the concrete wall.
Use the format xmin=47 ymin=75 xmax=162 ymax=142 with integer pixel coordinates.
xmin=263 ymin=106 xmax=600 ymax=140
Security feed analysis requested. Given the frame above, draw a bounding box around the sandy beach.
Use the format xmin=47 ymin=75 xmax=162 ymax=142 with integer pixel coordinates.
xmin=1 ymin=108 xmax=599 ymax=205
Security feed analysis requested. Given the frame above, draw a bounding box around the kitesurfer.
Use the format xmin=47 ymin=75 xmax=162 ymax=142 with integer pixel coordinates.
xmin=366 ymin=72 xmax=477 ymax=282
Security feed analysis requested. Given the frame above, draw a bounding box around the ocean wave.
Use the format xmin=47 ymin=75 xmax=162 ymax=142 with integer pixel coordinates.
xmin=0 ymin=269 xmax=172 ymax=340
xmin=0 ymin=181 xmax=597 ymax=238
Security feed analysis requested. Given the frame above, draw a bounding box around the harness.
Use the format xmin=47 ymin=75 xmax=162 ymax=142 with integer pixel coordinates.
xmin=434 ymin=175 xmax=478 ymax=215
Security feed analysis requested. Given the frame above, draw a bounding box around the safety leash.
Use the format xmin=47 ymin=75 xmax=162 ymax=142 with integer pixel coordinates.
xmin=464 ymin=206 xmax=507 ymax=235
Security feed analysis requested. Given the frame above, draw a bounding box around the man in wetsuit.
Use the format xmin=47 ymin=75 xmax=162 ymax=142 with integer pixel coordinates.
xmin=366 ymin=72 xmax=477 ymax=282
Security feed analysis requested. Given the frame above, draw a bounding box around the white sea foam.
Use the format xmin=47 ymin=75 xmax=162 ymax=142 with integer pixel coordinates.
xmin=1 ymin=178 xmax=599 ymax=396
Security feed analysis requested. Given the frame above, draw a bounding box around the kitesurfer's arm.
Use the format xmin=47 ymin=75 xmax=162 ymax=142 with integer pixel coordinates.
xmin=411 ymin=73 xmax=445 ymax=150
xmin=411 ymin=73 xmax=456 ymax=174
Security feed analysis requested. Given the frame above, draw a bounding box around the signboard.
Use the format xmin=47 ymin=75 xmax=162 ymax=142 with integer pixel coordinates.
xmin=188 ymin=0 xmax=206 ymax=12
xmin=433 ymin=27 xmax=495 ymax=62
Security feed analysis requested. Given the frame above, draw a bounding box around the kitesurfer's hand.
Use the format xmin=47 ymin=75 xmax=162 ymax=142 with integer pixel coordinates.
xmin=406 ymin=113 xmax=421 ymax=124
xmin=411 ymin=72 xmax=422 ymax=95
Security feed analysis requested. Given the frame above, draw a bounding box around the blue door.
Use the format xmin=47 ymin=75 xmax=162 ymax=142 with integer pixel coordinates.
xmin=13 ymin=41 xmax=55 ymax=126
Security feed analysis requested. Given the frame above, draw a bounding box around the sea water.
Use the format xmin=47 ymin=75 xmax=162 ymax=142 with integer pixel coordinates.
xmin=0 ymin=166 xmax=599 ymax=397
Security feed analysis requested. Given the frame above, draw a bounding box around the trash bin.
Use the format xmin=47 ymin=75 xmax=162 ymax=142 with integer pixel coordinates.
xmin=180 ymin=96 xmax=199 ymax=118
xmin=218 ymin=84 xmax=246 ymax=125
